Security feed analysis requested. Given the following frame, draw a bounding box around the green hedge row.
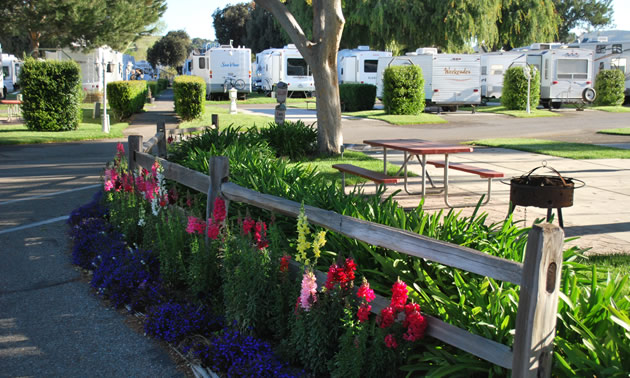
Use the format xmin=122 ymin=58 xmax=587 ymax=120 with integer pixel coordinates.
xmin=20 ymin=58 xmax=83 ymax=131
xmin=173 ymin=76 xmax=206 ymax=120
xmin=107 ymin=81 xmax=148 ymax=121
xmin=501 ymin=66 xmax=541 ymax=110
xmin=339 ymin=83 xmax=376 ymax=111
xmin=146 ymin=78 xmax=170 ymax=98
xmin=382 ymin=65 xmax=425 ymax=115
xmin=594 ymin=69 xmax=625 ymax=106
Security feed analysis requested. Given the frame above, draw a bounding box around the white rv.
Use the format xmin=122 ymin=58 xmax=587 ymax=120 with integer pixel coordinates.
xmin=480 ymin=51 xmax=527 ymax=99
xmin=337 ymin=46 xmax=392 ymax=86
xmin=255 ymin=44 xmax=315 ymax=96
xmin=188 ymin=44 xmax=252 ymax=99
xmin=133 ymin=60 xmax=155 ymax=80
xmin=524 ymin=47 xmax=595 ymax=108
xmin=2 ymin=53 xmax=22 ymax=98
xmin=376 ymin=48 xmax=481 ymax=110
xmin=45 ymin=47 xmax=124 ymax=98
xmin=568 ymin=37 xmax=630 ymax=100
xmin=0 ymin=48 xmax=4 ymax=99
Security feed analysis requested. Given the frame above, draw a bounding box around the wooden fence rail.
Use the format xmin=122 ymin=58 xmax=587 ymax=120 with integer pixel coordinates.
xmin=127 ymin=134 xmax=564 ymax=377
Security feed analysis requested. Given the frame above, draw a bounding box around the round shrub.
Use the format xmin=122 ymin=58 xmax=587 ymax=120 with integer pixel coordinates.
xmin=594 ymin=69 xmax=625 ymax=106
xmin=107 ymin=81 xmax=148 ymax=121
xmin=173 ymin=76 xmax=206 ymax=120
xmin=20 ymin=58 xmax=83 ymax=131
xmin=501 ymin=65 xmax=540 ymax=110
xmin=339 ymin=83 xmax=376 ymax=111
xmin=256 ymin=120 xmax=317 ymax=160
xmin=382 ymin=65 xmax=425 ymax=115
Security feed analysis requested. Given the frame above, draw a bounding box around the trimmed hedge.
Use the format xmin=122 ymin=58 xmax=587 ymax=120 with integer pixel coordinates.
xmin=107 ymin=81 xmax=148 ymax=121
xmin=173 ymin=76 xmax=206 ymax=120
xmin=147 ymin=79 xmax=169 ymax=98
xmin=382 ymin=65 xmax=425 ymax=115
xmin=501 ymin=66 xmax=540 ymax=110
xmin=594 ymin=69 xmax=625 ymax=106
xmin=339 ymin=83 xmax=376 ymax=111
xmin=20 ymin=58 xmax=83 ymax=131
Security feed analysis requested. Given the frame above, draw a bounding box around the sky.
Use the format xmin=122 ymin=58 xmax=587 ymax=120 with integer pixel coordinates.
xmin=161 ymin=0 xmax=630 ymax=41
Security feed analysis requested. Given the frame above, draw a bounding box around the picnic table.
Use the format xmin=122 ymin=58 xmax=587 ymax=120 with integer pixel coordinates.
xmin=1 ymin=99 xmax=22 ymax=122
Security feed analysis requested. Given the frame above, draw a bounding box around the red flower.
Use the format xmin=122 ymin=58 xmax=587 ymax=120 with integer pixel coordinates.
xmin=403 ymin=306 xmax=427 ymax=342
xmin=207 ymin=223 xmax=220 ymax=240
xmin=324 ymin=264 xmax=339 ymax=290
xmin=357 ymin=303 xmax=371 ymax=323
xmin=213 ymin=197 xmax=226 ymax=223
xmin=391 ymin=279 xmax=408 ymax=313
xmin=324 ymin=258 xmax=357 ymax=291
xmin=344 ymin=258 xmax=357 ymax=282
xmin=357 ymin=281 xmax=376 ymax=303
xmin=379 ymin=306 xmax=396 ymax=329
xmin=254 ymin=221 xmax=268 ymax=249
xmin=280 ymin=255 xmax=290 ymax=273
xmin=384 ymin=334 xmax=398 ymax=349
xmin=242 ymin=218 xmax=255 ymax=235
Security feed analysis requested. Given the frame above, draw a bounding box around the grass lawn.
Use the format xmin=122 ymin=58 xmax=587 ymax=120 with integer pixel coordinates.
xmin=467 ymin=138 xmax=630 ymax=159
xmin=469 ymin=105 xmax=562 ymax=118
xmin=206 ymin=92 xmax=315 ymax=105
xmin=342 ymin=110 xmax=446 ymax=125
xmin=589 ymin=105 xmax=630 ymax=113
xmin=0 ymin=106 xmax=128 ymax=145
xmin=598 ymin=127 xmax=630 ymax=136
xmin=179 ymin=105 xmax=275 ymax=130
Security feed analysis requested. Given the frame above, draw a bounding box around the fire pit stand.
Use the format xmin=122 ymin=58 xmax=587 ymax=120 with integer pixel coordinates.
xmin=504 ymin=163 xmax=584 ymax=228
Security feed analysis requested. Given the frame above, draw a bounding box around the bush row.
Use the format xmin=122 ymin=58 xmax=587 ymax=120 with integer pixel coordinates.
xmin=382 ymin=65 xmax=425 ymax=114
xmin=173 ymin=76 xmax=206 ymax=120
xmin=107 ymin=81 xmax=148 ymax=121
xmin=20 ymin=58 xmax=83 ymax=131
xmin=146 ymin=78 xmax=170 ymax=98
xmin=339 ymin=83 xmax=377 ymax=111
xmin=595 ymin=69 xmax=625 ymax=106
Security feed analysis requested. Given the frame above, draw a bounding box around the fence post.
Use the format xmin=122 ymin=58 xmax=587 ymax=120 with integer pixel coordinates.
xmin=156 ymin=121 xmax=167 ymax=157
xmin=205 ymin=156 xmax=230 ymax=243
xmin=128 ymin=135 xmax=142 ymax=174
xmin=212 ymin=114 xmax=219 ymax=129
xmin=512 ymin=223 xmax=564 ymax=377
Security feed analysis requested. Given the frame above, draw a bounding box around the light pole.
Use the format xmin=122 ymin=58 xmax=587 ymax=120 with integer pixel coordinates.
xmin=102 ymin=57 xmax=110 ymax=133
xmin=524 ymin=65 xmax=537 ymax=114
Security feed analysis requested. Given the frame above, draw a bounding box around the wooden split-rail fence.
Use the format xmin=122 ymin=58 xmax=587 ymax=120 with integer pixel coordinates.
xmin=127 ymin=126 xmax=564 ymax=378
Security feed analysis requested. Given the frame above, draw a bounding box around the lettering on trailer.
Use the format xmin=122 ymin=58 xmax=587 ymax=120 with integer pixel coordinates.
xmin=443 ymin=68 xmax=471 ymax=75
xmin=221 ymin=62 xmax=240 ymax=68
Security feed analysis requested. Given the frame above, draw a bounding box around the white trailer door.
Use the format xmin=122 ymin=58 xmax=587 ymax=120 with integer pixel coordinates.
xmin=341 ymin=57 xmax=357 ymax=83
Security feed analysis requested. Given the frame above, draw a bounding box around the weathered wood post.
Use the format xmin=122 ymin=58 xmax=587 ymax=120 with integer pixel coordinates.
xmin=128 ymin=135 xmax=142 ymax=173
xmin=212 ymin=114 xmax=219 ymax=129
xmin=205 ymin=156 xmax=229 ymax=243
xmin=512 ymin=223 xmax=564 ymax=377
xmin=156 ymin=121 xmax=167 ymax=158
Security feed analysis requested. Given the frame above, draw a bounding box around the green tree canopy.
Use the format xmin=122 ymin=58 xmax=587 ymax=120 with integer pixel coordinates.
xmin=212 ymin=2 xmax=254 ymax=47
xmin=0 ymin=0 xmax=166 ymax=57
xmin=553 ymin=0 xmax=614 ymax=42
xmin=147 ymin=30 xmax=192 ymax=69
xmin=245 ymin=5 xmax=289 ymax=53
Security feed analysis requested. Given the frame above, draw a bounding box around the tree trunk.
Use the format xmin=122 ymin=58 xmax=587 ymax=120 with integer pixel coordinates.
xmin=312 ymin=60 xmax=343 ymax=154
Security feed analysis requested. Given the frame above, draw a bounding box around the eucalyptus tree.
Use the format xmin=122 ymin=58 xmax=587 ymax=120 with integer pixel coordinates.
xmin=255 ymin=0 xmax=345 ymax=154
xmin=212 ymin=3 xmax=254 ymax=47
xmin=0 ymin=0 xmax=166 ymax=57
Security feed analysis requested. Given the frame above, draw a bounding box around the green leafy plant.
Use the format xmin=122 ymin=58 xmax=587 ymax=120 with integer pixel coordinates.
xmin=501 ymin=65 xmax=541 ymax=110
xmin=173 ymin=75 xmax=206 ymax=120
xmin=382 ymin=65 xmax=425 ymax=115
xmin=594 ymin=69 xmax=625 ymax=106
xmin=254 ymin=120 xmax=318 ymax=160
xmin=107 ymin=80 xmax=148 ymax=121
xmin=20 ymin=58 xmax=83 ymax=131
xmin=339 ymin=83 xmax=376 ymax=111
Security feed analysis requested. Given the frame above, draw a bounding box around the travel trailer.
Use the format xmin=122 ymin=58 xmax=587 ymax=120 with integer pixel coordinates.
xmin=568 ymin=37 xmax=630 ymax=100
xmin=0 ymin=49 xmax=4 ymax=99
xmin=122 ymin=54 xmax=136 ymax=81
xmin=133 ymin=60 xmax=155 ymax=80
xmin=2 ymin=53 xmax=22 ymax=98
xmin=480 ymin=51 xmax=527 ymax=99
xmin=376 ymin=48 xmax=481 ymax=110
xmin=45 ymin=47 xmax=124 ymax=99
xmin=255 ymin=44 xmax=315 ymax=96
xmin=337 ymin=46 xmax=392 ymax=86
xmin=188 ymin=43 xmax=252 ymax=99
xmin=524 ymin=47 xmax=595 ymax=108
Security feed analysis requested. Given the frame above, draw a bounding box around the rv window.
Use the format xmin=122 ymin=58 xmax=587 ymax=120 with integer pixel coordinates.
xmin=199 ymin=57 xmax=205 ymax=69
xmin=481 ymin=66 xmax=487 ymax=75
xmin=557 ymin=59 xmax=588 ymax=80
xmin=611 ymin=58 xmax=627 ymax=73
xmin=364 ymin=60 xmax=378 ymax=73
xmin=188 ymin=61 xmax=192 ymax=71
xmin=612 ymin=44 xmax=622 ymax=54
xmin=596 ymin=45 xmax=607 ymax=54
xmin=107 ymin=63 xmax=114 ymax=73
xmin=287 ymin=58 xmax=310 ymax=76
xmin=545 ymin=60 xmax=549 ymax=80
xmin=490 ymin=64 xmax=503 ymax=75
xmin=2 ymin=67 xmax=8 ymax=77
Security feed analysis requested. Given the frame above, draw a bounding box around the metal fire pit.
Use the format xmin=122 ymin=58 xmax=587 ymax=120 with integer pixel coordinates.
xmin=503 ymin=162 xmax=584 ymax=228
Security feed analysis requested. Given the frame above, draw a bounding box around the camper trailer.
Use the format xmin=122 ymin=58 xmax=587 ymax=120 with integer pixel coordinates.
xmin=2 ymin=53 xmax=22 ymax=98
xmin=255 ymin=44 xmax=315 ymax=96
xmin=524 ymin=47 xmax=595 ymax=108
xmin=0 ymin=50 xmax=4 ymax=99
xmin=337 ymin=46 xmax=392 ymax=85
xmin=480 ymin=51 xmax=527 ymax=99
xmin=188 ymin=44 xmax=252 ymax=99
xmin=133 ymin=60 xmax=155 ymax=80
xmin=568 ymin=37 xmax=630 ymax=100
xmin=45 ymin=47 xmax=124 ymax=100
xmin=376 ymin=48 xmax=481 ymax=110
xmin=122 ymin=54 xmax=136 ymax=81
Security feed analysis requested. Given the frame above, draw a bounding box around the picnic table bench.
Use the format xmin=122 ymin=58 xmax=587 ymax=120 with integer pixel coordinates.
xmin=425 ymin=160 xmax=504 ymax=206
xmin=332 ymin=163 xmax=399 ymax=193
xmin=0 ymin=99 xmax=22 ymax=121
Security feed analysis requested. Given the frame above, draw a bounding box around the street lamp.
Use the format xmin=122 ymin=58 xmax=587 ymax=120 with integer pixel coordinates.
xmin=523 ymin=65 xmax=537 ymax=114
xmin=102 ymin=57 xmax=110 ymax=133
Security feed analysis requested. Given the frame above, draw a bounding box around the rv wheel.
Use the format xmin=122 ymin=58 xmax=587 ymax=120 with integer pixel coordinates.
xmin=551 ymin=102 xmax=562 ymax=109
xmin=582 ymin=88 xmax=596 ymax=103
